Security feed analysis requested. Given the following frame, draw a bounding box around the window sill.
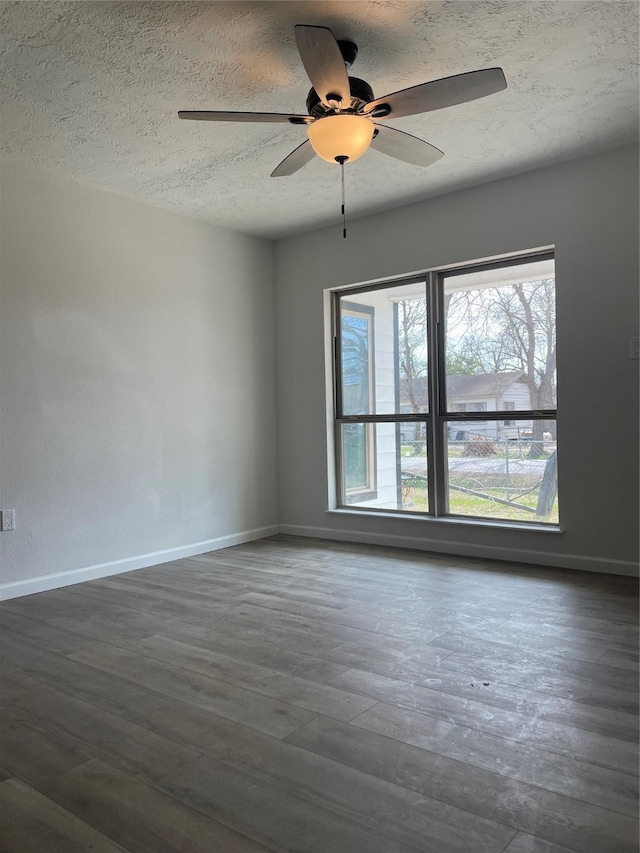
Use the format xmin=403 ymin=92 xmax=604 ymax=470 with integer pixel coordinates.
xmin=326 ymin=508 xmax=563 ymax=534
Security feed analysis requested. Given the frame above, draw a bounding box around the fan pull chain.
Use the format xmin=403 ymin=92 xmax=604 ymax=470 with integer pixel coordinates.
xmin=336 ymin=156 xmax=347 ymax=238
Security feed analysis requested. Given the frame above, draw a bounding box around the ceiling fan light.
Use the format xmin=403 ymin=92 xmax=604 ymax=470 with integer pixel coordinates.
xmin=307 ymin=114 xmax=374 ymax=164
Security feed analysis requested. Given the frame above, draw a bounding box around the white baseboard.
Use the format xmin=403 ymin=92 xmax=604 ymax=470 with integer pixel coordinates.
xmin=279 ymin=524 xmax=639 ymax=577
xmin=0 ymin=525 xmax=280 ymax=601
xmin=2 ymin=521 xmax=636 ymax=600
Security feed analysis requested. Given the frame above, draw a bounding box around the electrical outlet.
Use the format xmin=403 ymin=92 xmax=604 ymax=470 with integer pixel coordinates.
xmin=1 ymin=509 xmax=15 ymax=531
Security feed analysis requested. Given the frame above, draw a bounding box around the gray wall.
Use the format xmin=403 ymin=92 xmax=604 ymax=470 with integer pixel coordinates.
xmin=274 ymin=145 xmax=639 ymax=575
xmin=0 ymin=161 xmax=278 ymax=596
xmin=2 ymin=146 xmax=637 ymax=593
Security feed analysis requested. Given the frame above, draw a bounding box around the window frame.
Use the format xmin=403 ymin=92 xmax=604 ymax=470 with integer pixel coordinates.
xmin=503 ymin=401 xmax=516 ymax=427
xmin=340 ymin=422 xmax=377 ymax=503
xmin=337 ymin=301 xmax=378 ymax=502
xmin=331 ymin=249 xmax=558 ymax=526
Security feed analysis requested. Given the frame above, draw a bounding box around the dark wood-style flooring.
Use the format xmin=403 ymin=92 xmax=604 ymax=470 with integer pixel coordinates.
xmin=0 ymin=535 xmax=638 ymax=853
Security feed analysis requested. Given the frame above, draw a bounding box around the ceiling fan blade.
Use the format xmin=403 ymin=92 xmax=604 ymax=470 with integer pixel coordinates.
xmin=178 ymin=111 xmax=312 ymax=125
xmin=271 ymin=139 xmax=316 ymax=177
xmin=363 ymin=68 xmax=507 ymax=120
xmin=294 ymin=25 xmax=350 ymax=109
xmin=371 ymin=124 xmax=443 ymax=167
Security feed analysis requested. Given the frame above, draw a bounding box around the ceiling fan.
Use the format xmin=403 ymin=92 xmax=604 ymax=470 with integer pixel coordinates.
xmin=178 ymin=24 xmax=507 ymax=177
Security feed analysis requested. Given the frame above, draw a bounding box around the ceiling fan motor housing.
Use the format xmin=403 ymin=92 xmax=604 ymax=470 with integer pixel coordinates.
xmin=337 ymin=39 xmax=359 ymax=68
xmin=306 ymin=77 xmax=375 ymax=118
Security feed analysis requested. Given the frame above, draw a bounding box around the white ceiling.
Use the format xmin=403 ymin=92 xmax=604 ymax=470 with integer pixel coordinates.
xmin=1 ymin=1 xmax=638 ymax=239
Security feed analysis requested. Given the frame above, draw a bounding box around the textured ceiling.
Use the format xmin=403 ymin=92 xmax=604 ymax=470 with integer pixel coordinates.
xmin=1 ymin=1 xmax=638 ymax=238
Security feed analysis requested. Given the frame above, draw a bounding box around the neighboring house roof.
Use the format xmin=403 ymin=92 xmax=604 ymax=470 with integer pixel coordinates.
xmin=448 ymin=371 xmax=525 ymax=398
xmin=400 ymin=371 xmax=526 ymax=407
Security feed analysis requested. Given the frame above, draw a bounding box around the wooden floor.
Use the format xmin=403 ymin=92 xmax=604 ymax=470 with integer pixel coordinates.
xmin=0 ymin=536 xmax=638 ymax=853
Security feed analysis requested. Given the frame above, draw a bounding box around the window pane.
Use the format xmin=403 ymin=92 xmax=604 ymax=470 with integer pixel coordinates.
xmin=446 ymin=420 xmax=558 ymax=523
xmin=339 ymin=282 xmax=428 ymax=415
xmin=444 ymin=258 xmax=556 ymax=412
xmin=340 ymin=421 xmax=428 ymax=513
xmin=341 ymin=305 xmax=373 ymax=415
xmin=343 ymin=423 xmax=372 ymax=492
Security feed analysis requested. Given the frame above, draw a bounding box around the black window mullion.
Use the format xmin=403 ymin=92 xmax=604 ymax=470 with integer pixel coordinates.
xmin=333 ymin=291 xmax=343 ymax=419
xmin=427 ymin=271 xmax=447 ymax=516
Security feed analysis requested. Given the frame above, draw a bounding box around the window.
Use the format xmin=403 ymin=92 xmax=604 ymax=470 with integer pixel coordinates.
xmin=340 ymin=303 xmax=376 ymax=501
xmin=333 ymin=252 xmax=558 ymax=524
xmin=503 ymin=401 xmax=515 ymax=426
